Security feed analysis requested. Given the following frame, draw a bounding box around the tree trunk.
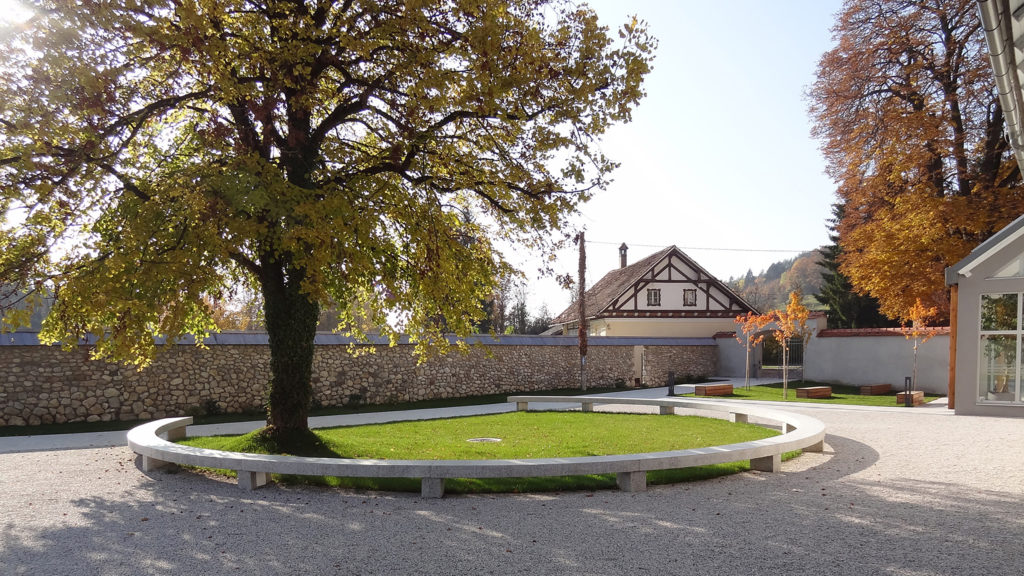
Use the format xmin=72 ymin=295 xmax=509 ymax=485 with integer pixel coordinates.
xmin=260 ymin=259 xmax=320 ymax=433
xmin=744 ymin=337 xmax=751 ymax=390
xmin=782 ymin=342 xmax=789 ymax=400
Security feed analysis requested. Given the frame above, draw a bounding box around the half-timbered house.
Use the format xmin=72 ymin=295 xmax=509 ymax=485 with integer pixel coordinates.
xmin=550 ymin=245 xmax=757 ymax=338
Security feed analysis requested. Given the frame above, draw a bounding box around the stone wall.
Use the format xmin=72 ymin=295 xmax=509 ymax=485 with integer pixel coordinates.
xmin=0 ymin=334 xmax=717 ymax=427
xmin=643 ymin=345 xmax=717 ymax=385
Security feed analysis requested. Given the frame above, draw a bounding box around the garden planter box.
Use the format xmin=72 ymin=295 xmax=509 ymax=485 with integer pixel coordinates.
xmin=897 ymin=391 xmax=924 ymax=406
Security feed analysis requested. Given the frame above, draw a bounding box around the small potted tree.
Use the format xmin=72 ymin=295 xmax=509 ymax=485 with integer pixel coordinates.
xmin=901 ymin=299 xmax=937 ymax=406
xmin=734 ymin=311 xmax=772 ymax=390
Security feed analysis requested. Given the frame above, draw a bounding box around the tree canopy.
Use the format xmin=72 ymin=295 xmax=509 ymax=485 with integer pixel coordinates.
xmin=809 ymin=0 xmax=1024 ymax=322
xmin=0 ymin=0 xmax=654 ymax=433
xmin=815 ymin=203 xmax=897 ymax=329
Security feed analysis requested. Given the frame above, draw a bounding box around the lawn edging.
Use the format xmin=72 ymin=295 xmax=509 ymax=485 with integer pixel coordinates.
xmin=127 ymin=396 xmax=825 ymax=498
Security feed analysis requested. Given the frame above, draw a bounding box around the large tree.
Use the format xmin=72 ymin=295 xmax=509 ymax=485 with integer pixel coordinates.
xmin=815 ymin=203 xmax=897 ymax=329
xmin=0 ymin=1 xmax=654 ymax=438
xmin=809 ymin=0 xmax=1024 ymax=322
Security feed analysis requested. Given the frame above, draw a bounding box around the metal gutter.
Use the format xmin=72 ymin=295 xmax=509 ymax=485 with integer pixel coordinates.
xmin=978 ymin=0 xmax=1024 ymax=169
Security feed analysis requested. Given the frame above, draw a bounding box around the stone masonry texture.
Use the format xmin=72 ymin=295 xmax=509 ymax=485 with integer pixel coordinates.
xmin=0 ymin=341 xmax=716 ymax=426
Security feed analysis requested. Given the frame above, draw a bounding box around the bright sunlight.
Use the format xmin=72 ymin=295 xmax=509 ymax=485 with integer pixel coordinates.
xmin=0 ymin=0 xmax=33 ymax=26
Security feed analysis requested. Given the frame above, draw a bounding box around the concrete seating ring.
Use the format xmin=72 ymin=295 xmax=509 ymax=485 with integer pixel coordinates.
xmin=128 ymin=395 xmax=826 ymax=498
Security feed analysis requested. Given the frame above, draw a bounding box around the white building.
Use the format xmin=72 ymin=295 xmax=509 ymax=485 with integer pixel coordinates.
xmin=550 ymin=245 xmax=756 ymax=338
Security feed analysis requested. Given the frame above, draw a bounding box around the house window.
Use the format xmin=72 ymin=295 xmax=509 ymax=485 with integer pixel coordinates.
xmin=646 ymin=288 xmax=661 ymax=307
xmin=979 ymin=293 xmax=1022 ymax=403
xmin=683 ymin=289 xmax=697 ymax=307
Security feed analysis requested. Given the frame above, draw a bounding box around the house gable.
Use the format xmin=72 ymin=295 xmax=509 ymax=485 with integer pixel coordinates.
xmin=603 ymin=249 xmax=754 ymax=319
xmin=552 ymin=246 xmax=755 ymax=326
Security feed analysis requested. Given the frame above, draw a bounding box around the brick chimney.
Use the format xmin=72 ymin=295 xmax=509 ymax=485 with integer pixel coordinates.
xmin=619 ymin=243 xmax=628 ymax=268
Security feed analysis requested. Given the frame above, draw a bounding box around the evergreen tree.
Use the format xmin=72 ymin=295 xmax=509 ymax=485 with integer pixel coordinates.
xmin=742 ymin=269 xmax=756 ymax=289
xmin=816 ymin=204 xmax=898 ymax=329
xmin=509 ymin=285 xmax=530 ymax=334
xmin=474 ymin=297 xmax=495 ymax=334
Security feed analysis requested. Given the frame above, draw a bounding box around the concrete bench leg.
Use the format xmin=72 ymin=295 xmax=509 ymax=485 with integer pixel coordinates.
xmin=163 ymin=426 xmax=187 ymax=442
xmin=142 ymin=455 xmax=171 ymax=472
xmin=659 ymin=406 xmax=675 ymax=415
xmin=582 ymin=402 xmax=594 ymax=412
xmin=617 ymin=471 xmax=647 ymax=492
xmin=237 ymin=471 xmax=270 ymax=490
xmin=804 ymin=439 xmax=825 ymax=453
xmin=750 ymin=454 xmax=781 ymax=473
xmin=421 ymin=478 xmax=445 ymax=498
xmin=731 ymin=413 xmax=748 ymax=424
xmin=516 ymin=401 xmax=528 ymax=411
xmin=146 ymin=425 xmax=186 ymax=471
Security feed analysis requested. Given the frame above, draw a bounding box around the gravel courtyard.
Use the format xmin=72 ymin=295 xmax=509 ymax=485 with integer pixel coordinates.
xmin=2 ymin=402 xmax=1022 ymax=575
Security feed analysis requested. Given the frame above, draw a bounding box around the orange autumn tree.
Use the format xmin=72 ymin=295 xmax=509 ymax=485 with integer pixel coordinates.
xmin=809 ymin=0 xmax=1024 ymax=322
xmin=734 ymin=311 xmax=772 ymax=390
xmin=735 ymin=291 xmax=812 ymax=399
xmin=903 ymin=298 xmax=938 ymax=393
xmin=771 ymin=291 xmax=813 ymax=400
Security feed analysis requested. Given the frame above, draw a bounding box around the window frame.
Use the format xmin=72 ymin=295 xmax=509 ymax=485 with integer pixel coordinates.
xmin=682 ymin=288 xmax=697 ymax=307
xmin=978 ymin=292 xmax=1023 ymax=404
xmin=646 ymin=288 xmax=661 ymax=307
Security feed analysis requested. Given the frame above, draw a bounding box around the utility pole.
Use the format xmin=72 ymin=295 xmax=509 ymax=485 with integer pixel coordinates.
xmin=577 ymin=231 xmax=587 ymax=390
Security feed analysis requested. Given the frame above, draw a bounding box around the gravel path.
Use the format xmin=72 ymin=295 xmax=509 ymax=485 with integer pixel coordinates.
xmin=2 ymin=403 xmax=1023 ymax=575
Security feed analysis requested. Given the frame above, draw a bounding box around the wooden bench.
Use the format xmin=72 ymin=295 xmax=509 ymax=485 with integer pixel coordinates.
xmin=896 ymin=390 xmax=924 ymax=406
xmin=859 ymin=384 xmax=891 ymax=395
xmin=796 ymin=386 xmax=832 ymax=399
xmin=129 ymin=397 xmax=827 ymax=498
xmin=693 ymin=384 xmax=733 ymax=396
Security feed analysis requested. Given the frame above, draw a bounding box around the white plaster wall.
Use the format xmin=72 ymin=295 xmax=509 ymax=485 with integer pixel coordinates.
xmin=803 ymin=334 xmax=950 ymax=394
xmin=715 ymin=336 xmax=749 ymax=377
xmin=633 ymin=282 xmax=707 ymax=310
xmin=601 ymin=318 xmax=738 ymax=338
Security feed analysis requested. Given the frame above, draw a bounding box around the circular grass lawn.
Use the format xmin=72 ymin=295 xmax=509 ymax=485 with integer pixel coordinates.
xmin=179 ymin=411 xmax=787 ymax=494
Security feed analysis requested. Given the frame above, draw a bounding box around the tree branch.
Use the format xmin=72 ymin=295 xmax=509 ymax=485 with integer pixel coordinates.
xmin=95 ymin=162 xmax=151 ymax=201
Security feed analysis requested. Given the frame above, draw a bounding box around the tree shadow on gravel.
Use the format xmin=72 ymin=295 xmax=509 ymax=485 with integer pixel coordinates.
xmin=2 ymin=435 xmax=1020 ymax=576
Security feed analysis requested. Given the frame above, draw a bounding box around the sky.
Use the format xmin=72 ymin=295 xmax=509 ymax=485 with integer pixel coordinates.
xmin=0 ymin=1 xmax=31 ymax=25
xmin=518 ymin=0 xmax=845 ymax=317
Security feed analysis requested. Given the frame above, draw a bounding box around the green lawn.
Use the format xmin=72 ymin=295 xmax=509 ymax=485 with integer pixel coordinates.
xmin=179 ymin=411 xmax=792 ymax=493
xmin=681 ymin=381 xmax=943 ymax=406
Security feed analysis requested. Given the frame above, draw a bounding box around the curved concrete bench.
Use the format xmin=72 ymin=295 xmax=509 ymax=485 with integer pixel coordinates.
xmin=127 ymin=396 xmax=825 ymax=498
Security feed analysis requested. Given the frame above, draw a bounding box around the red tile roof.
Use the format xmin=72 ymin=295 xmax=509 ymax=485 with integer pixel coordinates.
xmin=552 ymin=246 xmax=675 ymax=325
xmin=816 ymin=327 xmax=950 ymax=338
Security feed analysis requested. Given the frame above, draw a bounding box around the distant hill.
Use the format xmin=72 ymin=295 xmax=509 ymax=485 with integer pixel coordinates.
xmin=727 ymin=250 xmax=825 ymax=313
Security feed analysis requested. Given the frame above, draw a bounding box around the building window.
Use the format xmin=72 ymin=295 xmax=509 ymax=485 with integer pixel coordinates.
xmin=979 ymin=293 xmax=1021 ymax=403
xmin=683 ymin=289 xmax=697 ymax=307
xmin=646 ymin=288 xmax=661 ymax=307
